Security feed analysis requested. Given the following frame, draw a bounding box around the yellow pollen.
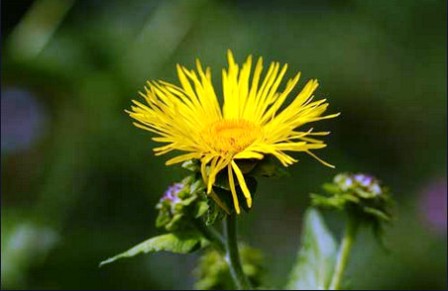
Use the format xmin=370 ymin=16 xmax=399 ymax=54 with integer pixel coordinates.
xmin=203 ymin=119 xmax=261 ymax=154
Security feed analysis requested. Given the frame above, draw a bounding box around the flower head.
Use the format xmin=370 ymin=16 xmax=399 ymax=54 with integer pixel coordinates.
xmin=128 ymin=50 xmax=339 ymax=214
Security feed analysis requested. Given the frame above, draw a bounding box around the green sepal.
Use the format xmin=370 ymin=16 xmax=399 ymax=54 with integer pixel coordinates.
xmin=195 ymin=200 xmax=209 ymax=218
xmin=234 ymin=159 xmax=259 ymax=174
xmin=190 ymin=179 xmax=205 ymax=194
xmin=362 ymin=207 xmax=390 ymax=222
xmin=155 ymin=207 xmax=171 ymax=228
xmin=310 ymin=193 xmax=359 ymax=210
xmin=179 ymin=195 xmax=197 ymax=207
xmin=247 ymin=155 xmax=289 ymax=178
xmin=165 ymin=213 xmax=184 ymax=232
xmin=205 ymin=197 xmax=225 ymax=226
xmin=355 ymin=188 xmax=376 ymax=199
xmin=181 ymin=159 xmax=201 ymax=172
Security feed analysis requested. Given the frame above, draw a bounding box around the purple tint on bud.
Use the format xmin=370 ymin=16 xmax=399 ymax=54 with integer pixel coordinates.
xmin=162 ymin=183 xmax=184 ymax=203
xmin=419 ymin=178 xmax=447 ymax=234
xmin=370 ymin=184 xmax=382 ymax=195
xmin=354 ymin=174 xmax=373 ymax=187
xmin=344 ymin=177 xmax=353 ymax=188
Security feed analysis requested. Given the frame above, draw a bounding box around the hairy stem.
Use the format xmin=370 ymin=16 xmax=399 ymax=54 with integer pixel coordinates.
xmin=224 ymin=214 xmax=251 ymax=290
xmin=329 ymin=217 xmax=358 ymax=290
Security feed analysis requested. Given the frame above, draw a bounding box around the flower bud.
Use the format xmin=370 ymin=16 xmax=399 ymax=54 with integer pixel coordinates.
xmin=156 ymin=176 xmax=208 ymax=231
xmin=312 ymin=173 xmax=392 ymax=230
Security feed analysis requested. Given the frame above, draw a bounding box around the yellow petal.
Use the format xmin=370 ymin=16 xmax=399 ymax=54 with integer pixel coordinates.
xmin=231 ymin=161 xmax=252 ymax=208
xmin=227 ymin=164 xmax=241 ymax=214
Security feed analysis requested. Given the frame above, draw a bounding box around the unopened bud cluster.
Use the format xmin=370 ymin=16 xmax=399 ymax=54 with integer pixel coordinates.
xmin=312 ymin=173 xmax=392 ymax=227
xmin=156 ymin=176 xmax=208 ymax=231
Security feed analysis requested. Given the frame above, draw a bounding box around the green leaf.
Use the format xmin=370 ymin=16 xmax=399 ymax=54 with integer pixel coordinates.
xmin=99 ymin=232 xmax=207 ymax=267
xmin=195 ymin=200 xmax=209 ymax=218
xmin=286 ymin=208 xmax=337 ymax=290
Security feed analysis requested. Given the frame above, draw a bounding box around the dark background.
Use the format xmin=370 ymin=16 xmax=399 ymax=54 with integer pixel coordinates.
xmin=1 ymin=0 xmax=446 ymax=289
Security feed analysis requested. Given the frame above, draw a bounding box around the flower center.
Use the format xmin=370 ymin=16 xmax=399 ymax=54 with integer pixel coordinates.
xmin=204 ymin=119 xmax=261 ymax=154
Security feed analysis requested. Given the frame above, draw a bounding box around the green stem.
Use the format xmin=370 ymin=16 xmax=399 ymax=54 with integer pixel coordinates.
xmin=329 ymin=217 xmax=358 ymax=290
xmin=224 ymin=214 xmax=251 ymax=290
xmin=192 ymin=218 xmax=225 ymax=253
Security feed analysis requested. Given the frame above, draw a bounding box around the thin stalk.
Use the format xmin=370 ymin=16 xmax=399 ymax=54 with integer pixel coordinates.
xmin=224 ymin=214 xmax=251 ymax=290
xmin=329 ymin=217 xmax=358 ymax=290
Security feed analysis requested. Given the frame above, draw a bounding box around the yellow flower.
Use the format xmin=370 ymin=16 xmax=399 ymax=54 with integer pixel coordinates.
xmin=127 ymin=50 xmax=339 ymax=214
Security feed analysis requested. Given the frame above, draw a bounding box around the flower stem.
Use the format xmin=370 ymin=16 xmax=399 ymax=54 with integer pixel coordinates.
xmin=224 ymin=214 xmax=251 ymax=290
xmin=329 ymin=217 xmax=358 ymax=290
xmin=192 ymin=218 xmax=225 ymax=253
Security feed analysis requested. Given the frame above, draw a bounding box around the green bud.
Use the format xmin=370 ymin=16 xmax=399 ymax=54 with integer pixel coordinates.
xmin=311 ymin=173 xmax=392 ymax=237
xmin=156 ymin=176 xmax=209 ymax=231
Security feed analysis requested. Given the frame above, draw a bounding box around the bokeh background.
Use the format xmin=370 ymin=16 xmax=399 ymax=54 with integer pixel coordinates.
xmin=1 ymin=0 xmax=446 ymax=289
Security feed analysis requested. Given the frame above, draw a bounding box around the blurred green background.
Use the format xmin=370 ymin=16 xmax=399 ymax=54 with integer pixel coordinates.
xmin=1 ymin=0 xmax=446 ymax=289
